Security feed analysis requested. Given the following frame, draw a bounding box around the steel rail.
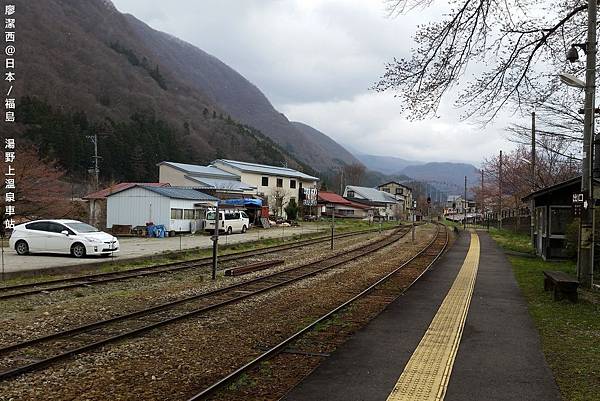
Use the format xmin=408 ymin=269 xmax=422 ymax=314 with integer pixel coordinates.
xmin=187 ymin=223 xmax=448 ymax=401
xmin=0 ymin=226 xmax=398 ymax=300
xmin=0 ymin=226 xmax=412 ymax=380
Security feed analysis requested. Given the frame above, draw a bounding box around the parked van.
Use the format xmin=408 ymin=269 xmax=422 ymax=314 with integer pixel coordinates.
xmin=205 ymin=210 xmax=250 ymax=234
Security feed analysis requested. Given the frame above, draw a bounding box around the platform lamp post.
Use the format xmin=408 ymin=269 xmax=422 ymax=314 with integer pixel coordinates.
xmin=558 ymin=0 xmax=596 ymax=288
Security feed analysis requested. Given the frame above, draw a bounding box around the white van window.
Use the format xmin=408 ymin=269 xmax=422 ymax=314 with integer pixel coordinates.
xmin=241 ymin=212 xmax=248 ymax=219
xmin=206 ymin=211 xmax=223 ymax=220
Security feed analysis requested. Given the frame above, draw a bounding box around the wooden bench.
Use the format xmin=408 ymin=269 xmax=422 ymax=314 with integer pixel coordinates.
xmin=543 ymin=270 xmax=579 ymax=302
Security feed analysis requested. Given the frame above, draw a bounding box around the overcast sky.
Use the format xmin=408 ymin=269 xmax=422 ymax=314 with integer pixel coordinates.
xmin=111 ymin=0 xmax=516 ymax=166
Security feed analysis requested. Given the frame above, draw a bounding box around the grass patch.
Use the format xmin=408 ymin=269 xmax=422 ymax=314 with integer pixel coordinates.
xmin=489 ymin=227 xmax=534 ymax=254
xmin=490 ymin=229 xmax=600 ymax=401
xmin=227 ymin=372 xmax=256 ymax=391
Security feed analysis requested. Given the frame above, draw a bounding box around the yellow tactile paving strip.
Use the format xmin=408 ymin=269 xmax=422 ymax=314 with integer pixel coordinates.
xmin=386 ymin=232 xmax=480 ymax=401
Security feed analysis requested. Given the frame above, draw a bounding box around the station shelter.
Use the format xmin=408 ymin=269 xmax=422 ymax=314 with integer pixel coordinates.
xmin=522 ymin=176 xmax=583 ymax=260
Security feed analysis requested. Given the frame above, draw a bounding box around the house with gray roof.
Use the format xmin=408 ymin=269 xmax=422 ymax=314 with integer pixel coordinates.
xmin=343 ymin=185 xmax=405 ymax=220
xmin=106 ymin=184 xmax=218 ymax=233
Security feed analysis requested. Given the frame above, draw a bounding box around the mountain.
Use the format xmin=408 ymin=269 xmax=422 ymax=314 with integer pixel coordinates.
xmin=123 ymin=13 xmax=352 ymax=172
xmin=15 ymin=0 xmax=358 ymax=185
xmin=354 ymin=153 xmax=424 ymax=175
xmin=400 ymin=162 xmax=480 ymax=195
xmin=291 ymin=122 xmax=360 ymax=166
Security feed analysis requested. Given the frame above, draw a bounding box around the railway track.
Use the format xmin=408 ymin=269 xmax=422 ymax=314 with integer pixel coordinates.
xmin=0 ymin=226 xmax=398 ymax=300
xmin=0 ymin=225 xmax=413 ymax=380
xmin=187 ymin=223 xmax=449 ymax=400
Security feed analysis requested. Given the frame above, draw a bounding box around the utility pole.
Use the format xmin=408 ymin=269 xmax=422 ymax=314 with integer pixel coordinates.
xmin=577 ymin=0 xmax=597 ymax=288
xmin=481 ymin=169 xmax=484 ymax=226
xmin=530 ymin=111 xmax=536 ymax=247
xmin=464 ymin=176 xmax=467 ymax=230
xmin=86 ymin=133 xmax=101 ymax=191
xmin=531 ymin=111 xmax=536 ymax=188
xmin=499 ymin=150 xmax=503 ymax=230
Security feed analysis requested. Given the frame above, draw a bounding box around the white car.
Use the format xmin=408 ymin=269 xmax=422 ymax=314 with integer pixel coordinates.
xmin=9 ymin=219 xmax=120 ymax=258
xmin=205 ymin=210 xmax=250 ymax=234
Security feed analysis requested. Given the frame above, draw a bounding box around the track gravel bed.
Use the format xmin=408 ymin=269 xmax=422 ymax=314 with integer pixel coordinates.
xmin=0 ymin=224 xmax=435 ymax=401
xmin=0 ymin=229 xmax=389 ymax=348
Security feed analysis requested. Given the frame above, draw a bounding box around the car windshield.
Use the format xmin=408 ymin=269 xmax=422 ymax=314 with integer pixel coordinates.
xmin=206 ymin=212 xmax=222 ymax=220
xmin=65 ymin=222 xmax=99 ymax=233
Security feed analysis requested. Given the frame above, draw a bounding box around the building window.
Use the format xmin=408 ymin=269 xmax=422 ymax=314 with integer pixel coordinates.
xmin=550 ymin=207 xmax=572 ymax=236
xmin=347 ymin=190 xmax=355 ymax=198
xmin=395 ymin=188 xmax=403 ymax=195
xmin=170 ymin=208 xmax=183 ymax=219
xmin=262 ymin=176 xmax=269 ymax=186
xmin=290 ymin=179 xmax=296 ymax=189
xmin=382 ymin=187 xmax=390 ymax=193
xmin=277 ymin=178 xmax=283 ymax=188
xmin=184 ymin=209 xmax=195 ymax=219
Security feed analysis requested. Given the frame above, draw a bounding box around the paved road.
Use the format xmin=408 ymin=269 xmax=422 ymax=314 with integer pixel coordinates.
xmin=283 ymin=230 xmax=561 ymax=401
xmin=0 ymin=225 xmax=326 ymax=274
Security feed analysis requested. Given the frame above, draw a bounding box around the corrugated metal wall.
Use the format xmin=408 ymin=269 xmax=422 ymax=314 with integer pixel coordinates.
xmin=106 ymin=187 xmax=171 ymax=228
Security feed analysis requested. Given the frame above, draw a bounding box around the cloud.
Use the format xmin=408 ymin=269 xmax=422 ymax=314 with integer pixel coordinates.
xmin=111 ymin=0 xmax=515 ymax=164
xmin=112 ymin=0 xmax=428 ymax=104
xmin=283 ymin=92 xmax=516 ymax=165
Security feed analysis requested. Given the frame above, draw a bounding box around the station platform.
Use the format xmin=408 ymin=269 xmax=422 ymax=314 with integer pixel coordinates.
xmin=283 ymin=230 xmax=562 ymax=401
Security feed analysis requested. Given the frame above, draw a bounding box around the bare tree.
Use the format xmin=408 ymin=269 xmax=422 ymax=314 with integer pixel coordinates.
xmin=377 ymin=0 xmax=589 ymax=121
xmin=343 ymin=163 xmax=366 ymax=186
xmin=2 ymin=145 xmax=78 ymax=228
xmin=474 ymin=143 xmax=578 ymax=211
xmin=270 ymin=187 xmax=291 ymax=218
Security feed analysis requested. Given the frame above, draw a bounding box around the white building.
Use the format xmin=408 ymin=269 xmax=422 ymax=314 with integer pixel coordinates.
xmin=106 ymin=185 xmax=218 ymax=233
xmin=157 ymin=159 xmax=319 ymax=218
xmin=158 ymin=162 xmax=256 ymax=196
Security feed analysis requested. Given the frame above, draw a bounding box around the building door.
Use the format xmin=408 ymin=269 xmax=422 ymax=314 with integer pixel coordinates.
xmin=535 ymin=207 xmax=545 ymax=256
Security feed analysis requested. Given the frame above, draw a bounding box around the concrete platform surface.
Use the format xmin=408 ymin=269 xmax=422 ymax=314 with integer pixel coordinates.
xmin=283 ymin=231 xmax=561 ymax=401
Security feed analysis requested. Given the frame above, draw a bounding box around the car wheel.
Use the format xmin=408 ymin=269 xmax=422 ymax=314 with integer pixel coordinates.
xmin=227 ymin=226 xmax=233 ymax=235
xmin=15 ymin=240 xmax=29 ymax=255
xmin=241 ymin=225 xmax=247 ymax=233
xmin=71 ymin=243 xmax=86 ymax=258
